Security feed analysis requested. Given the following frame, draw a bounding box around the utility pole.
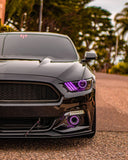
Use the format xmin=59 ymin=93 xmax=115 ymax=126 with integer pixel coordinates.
xmin=39 ymin=0 xmax=43 ymax=32
xmin=115 ymin=35 xmax=119 ymax=57
xmin=115 ymin=24 xmax=119 ymax=62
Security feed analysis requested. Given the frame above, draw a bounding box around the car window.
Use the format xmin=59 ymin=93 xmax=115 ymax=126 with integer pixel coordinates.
xmin=3 ymin=34 xmax=78 ymax=61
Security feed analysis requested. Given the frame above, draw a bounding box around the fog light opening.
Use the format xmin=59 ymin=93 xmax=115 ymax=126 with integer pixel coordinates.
xmin=69 ymin=115 xmax=79 ymax=126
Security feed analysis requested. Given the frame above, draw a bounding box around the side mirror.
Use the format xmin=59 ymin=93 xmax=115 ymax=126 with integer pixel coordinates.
xmin=82 ymin=52 xmax=97 ymax=62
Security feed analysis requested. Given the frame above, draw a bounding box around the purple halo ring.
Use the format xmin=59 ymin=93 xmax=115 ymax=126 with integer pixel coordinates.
xmin=78 ymin=80 xmax=87 ymax=89
xmin=69 ymin=115 xmax=79 ymax=126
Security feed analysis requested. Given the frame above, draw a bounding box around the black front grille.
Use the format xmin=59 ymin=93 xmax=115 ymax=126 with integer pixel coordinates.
xmin=0 ymin=81 xmax=60 ymax=103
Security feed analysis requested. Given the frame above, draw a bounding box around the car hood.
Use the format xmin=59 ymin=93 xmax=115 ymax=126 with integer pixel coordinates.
xmin=0 ymin=58 xmax=85 ymax=82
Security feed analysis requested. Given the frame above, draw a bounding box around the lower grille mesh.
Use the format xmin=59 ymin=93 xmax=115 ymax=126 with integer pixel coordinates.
xmin=0 ymin=81 xmax=60 ymax=103
xmin=0 ymin=117 xmax=54 ymax=130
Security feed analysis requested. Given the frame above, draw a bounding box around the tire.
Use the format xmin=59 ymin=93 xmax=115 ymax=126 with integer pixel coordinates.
xmin=86 ymin=107 xmax=96 ymax=138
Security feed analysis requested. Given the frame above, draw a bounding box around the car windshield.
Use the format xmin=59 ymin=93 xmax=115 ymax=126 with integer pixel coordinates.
xmin=2 ymin=34 xmax=78 ymax=61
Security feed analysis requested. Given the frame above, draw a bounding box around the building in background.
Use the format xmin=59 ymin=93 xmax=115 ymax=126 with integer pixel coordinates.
xmin=0 ymin=0 xmax=6 ymax=24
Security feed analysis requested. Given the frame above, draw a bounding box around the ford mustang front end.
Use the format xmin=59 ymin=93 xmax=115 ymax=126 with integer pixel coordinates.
xmin=0 ymin=32 xmax=96 ymax=138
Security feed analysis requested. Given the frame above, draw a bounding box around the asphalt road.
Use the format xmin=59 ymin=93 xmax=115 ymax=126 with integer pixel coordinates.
xmin=96 ymin=72 xmax=128 ymax=131
xmin=0 ymin=72 xmax=128 ymax=160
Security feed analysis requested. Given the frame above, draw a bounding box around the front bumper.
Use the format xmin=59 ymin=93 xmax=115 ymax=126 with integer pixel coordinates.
xmin=0 ymin=90 xmax=95 ymax=138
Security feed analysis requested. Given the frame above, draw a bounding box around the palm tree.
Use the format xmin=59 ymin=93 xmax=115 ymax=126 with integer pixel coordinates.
xmin=114 ymin=3 xmax=128 ymax=38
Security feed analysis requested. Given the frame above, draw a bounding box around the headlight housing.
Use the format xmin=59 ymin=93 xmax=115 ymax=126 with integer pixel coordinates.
xmin=64 ymin=79 xmax=92 ymax=92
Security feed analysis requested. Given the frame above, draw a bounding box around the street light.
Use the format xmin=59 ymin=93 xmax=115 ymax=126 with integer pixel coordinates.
xmin=39 ymin=0 xmax=43 ymax=32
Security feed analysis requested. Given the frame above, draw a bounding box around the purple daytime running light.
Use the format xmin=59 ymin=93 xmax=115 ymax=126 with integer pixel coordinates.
xmin=64 ymin=82 xmax=73 ymax=91
xmin=64 ymin=82 xmax=77 ymax=91
xmin=66 ymin=82 xmax=74 ymax=91
xmin=68 ymin=82 xmax=74 ymax=90
xmin=69 ymin=115 xmax=79 ymax=126
xmin=78 ymin=80 xmax=87 ymax=89
xmin=69 ymin=82 xmax=77 ymax=91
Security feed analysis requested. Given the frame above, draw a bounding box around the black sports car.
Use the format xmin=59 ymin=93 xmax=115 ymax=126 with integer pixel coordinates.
xmin=0 ymin=32 xmax=97 ymax=138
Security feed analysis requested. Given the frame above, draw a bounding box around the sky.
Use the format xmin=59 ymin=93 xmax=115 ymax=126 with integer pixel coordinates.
xmin=88 ymin=0 xmax=127 ymax=22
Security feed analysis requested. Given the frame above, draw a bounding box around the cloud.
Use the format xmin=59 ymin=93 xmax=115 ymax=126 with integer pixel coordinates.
xmin=88 ymin=0 xmax=127 ymax=15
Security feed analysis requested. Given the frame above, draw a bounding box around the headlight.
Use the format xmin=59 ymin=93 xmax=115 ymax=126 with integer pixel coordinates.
xmin=64 ymin=79 xmax=92 ymax=92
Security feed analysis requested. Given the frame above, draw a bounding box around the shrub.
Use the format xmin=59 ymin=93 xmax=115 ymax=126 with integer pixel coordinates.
xmin=109 ymin=62 xmax=128 ymax=75
xmin=0 ymin=21 xmax=15 ymax=32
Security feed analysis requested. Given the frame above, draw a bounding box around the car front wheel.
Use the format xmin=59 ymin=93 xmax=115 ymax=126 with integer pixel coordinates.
xmin=86 ymin=107 xmax=96 ymax=138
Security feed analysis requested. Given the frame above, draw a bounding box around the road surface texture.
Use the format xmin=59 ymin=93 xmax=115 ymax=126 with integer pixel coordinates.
xmin=0 ymin=72 xmax=128 ymax=160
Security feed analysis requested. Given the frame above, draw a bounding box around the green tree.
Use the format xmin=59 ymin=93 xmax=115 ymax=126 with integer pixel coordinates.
xmin=114 ymin=3 xmax=128 ymax=64
xmin=6 ymin=0 xmax=125 ymax=72
xmin=78 ymin=7 xmax=113 ymax=54
xmin=5 ymin=0 xmax=91 ymax=32
xmin=124 ymin=44 xmax=128 ymax=62
xmin=114 ymin=3 xmax=128 ymax=38
xmin=95 ymin=34 xmax=125 ymax=72
xmin=77 ymin=7 xmax=119 ymax=72
xmin=5 ymin=0 xmax=35 ymax=30
xmin=5 ymin=0 xmax=93 ymax=46
xmin=26 ymin=0 xmax=92 ymax=43
xmin=0 ymin=19 xmax=14 ymax=32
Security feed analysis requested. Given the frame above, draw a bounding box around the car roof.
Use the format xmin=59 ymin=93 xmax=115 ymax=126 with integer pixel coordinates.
xmin=0 ymin=32 xmax=69 ymax=38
